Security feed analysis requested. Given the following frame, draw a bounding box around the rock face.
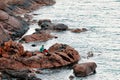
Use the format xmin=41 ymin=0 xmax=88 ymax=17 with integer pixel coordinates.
xmin=0 ymin=42 xmax=80 ymax=70
xmin=20 ymin=30 xmax=55 ymax=43
xmin=0 ymin=10 xmax=29 ymax=40
xmin=0 ymin=24 xmax=10 ymax=45
xmin=0 ymin=0 xmax=56 ymax=41
xmin=73 ymin=62 xmax=97 ymax=77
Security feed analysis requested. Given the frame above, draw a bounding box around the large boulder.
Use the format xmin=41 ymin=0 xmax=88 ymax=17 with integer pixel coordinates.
xmin=73 ymin=62 xmax=97 ymax=77
xmin=20 ymin=43 xmax=80 ymax=68
xmin=20 ymin=30 xmax=55 ymax=43
xmin=0 ymin=43 xmax=80 ymax=69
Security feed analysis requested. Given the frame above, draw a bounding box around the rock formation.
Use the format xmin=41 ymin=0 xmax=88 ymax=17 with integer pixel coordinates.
xmin=0 ymin=42 xmax=80 ymax=70
xmin=0 ymin=0 xmax=56 ymax=40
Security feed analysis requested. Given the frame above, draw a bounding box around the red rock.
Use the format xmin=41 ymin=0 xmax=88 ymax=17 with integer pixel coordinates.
xmin=73 ymin=62 xmax=97 ymax=77
xmin=0 ymin=43 xmax=80 ymax=70
xmin=0 ymin=40 xmax=25 ymax=59
xmin=71 ymin=28 xmax=88 ymax=33
xmin=20 ymin=31 xmax=55 ymax=43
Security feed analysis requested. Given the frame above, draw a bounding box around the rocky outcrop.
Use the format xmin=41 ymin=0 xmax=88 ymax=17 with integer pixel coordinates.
xmin=21 ymin=43 xmax=80 ymax=68
xmin=0 ymin=42 xmax=80 ymax=70
xmin=0 ymin=10 xmax=29 ymax=40
xmin=0 ymin=0 xmax=55 ymax=41
xmin=73 ymin=62 xmax=97 ymax=77
xmin=20 ymin=30 xmax=56 ymax=43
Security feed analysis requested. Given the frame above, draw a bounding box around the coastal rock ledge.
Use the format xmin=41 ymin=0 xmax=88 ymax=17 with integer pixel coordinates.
xmin=0 ymin=41 xmax=80 ymax=70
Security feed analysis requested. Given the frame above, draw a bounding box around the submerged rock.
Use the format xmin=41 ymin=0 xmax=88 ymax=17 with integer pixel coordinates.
xmin=70 ymin=28 xmax=88 ymax=33
xmin=73 ymin=62 xmax=97 ymax=77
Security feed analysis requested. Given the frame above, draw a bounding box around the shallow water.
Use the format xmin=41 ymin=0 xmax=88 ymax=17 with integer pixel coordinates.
xmin=23 ymin=0 xmax=120 ymax=80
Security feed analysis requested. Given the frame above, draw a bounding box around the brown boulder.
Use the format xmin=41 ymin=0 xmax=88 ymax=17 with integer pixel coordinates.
xmin=17 ymin=43 xmax=80 ymax=69
xmin=73 ymin=62 xmax=97 ymax=77
xmin=71 ymin=28 xmax=88 ymax=33
xmin=0 ymin=58 xmax=26 ymax=70
xmin=20 ymin=31 xmax=55 ymax=43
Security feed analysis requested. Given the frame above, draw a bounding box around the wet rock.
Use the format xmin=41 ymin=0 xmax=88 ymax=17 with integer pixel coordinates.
xmin=31 ymin=44 xmax=36 ymax=47
xmin=71 ymin=28 xmax=88 ymax=33
xmin=53 ymin=23 xmax=68 ymax=31
xmin=38 ymin=19 xmax=52 ymax=26
xmin=38 ymin=19 xmax=68 ymax=31
xmin=20 ymin=31 xmax=55 ymax=43
xmin=87 ymin=51 xmax=93 ymax=59
xmin=69 ymin=75 xmax=74 ymax=80
xmin=73 ymin=62 xmax=97 ymax=77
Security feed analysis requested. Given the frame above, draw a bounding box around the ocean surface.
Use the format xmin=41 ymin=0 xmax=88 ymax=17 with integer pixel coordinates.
xmin=23 ymin=0 xmax=120 ymax=80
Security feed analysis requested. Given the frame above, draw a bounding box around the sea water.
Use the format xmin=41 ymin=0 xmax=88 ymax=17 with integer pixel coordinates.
xmin=23 ymin=0 xmax=120 ymax=80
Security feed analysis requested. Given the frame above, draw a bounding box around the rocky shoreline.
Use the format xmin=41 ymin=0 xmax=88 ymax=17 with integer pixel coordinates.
xmin=0 ymin=0 xmax=81 ymax=79
xmin=0 ymin=0 xmax=96 ymax=80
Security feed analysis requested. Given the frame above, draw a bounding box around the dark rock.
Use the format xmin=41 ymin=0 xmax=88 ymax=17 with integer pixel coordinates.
xmin=73 ymin=62 xmax=97 ymax=77
xmin=38 ymin=19 xmax=52 ymax=26
xmin=31 ymin=44 xmax=36 ymax=47
xmin=69 ymin=75 xmax=74 ymax=80
xmin=53 ymin=23 xmax=68 ymax=31
xmin=1 ymin=69 xmax=42 ymax=80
